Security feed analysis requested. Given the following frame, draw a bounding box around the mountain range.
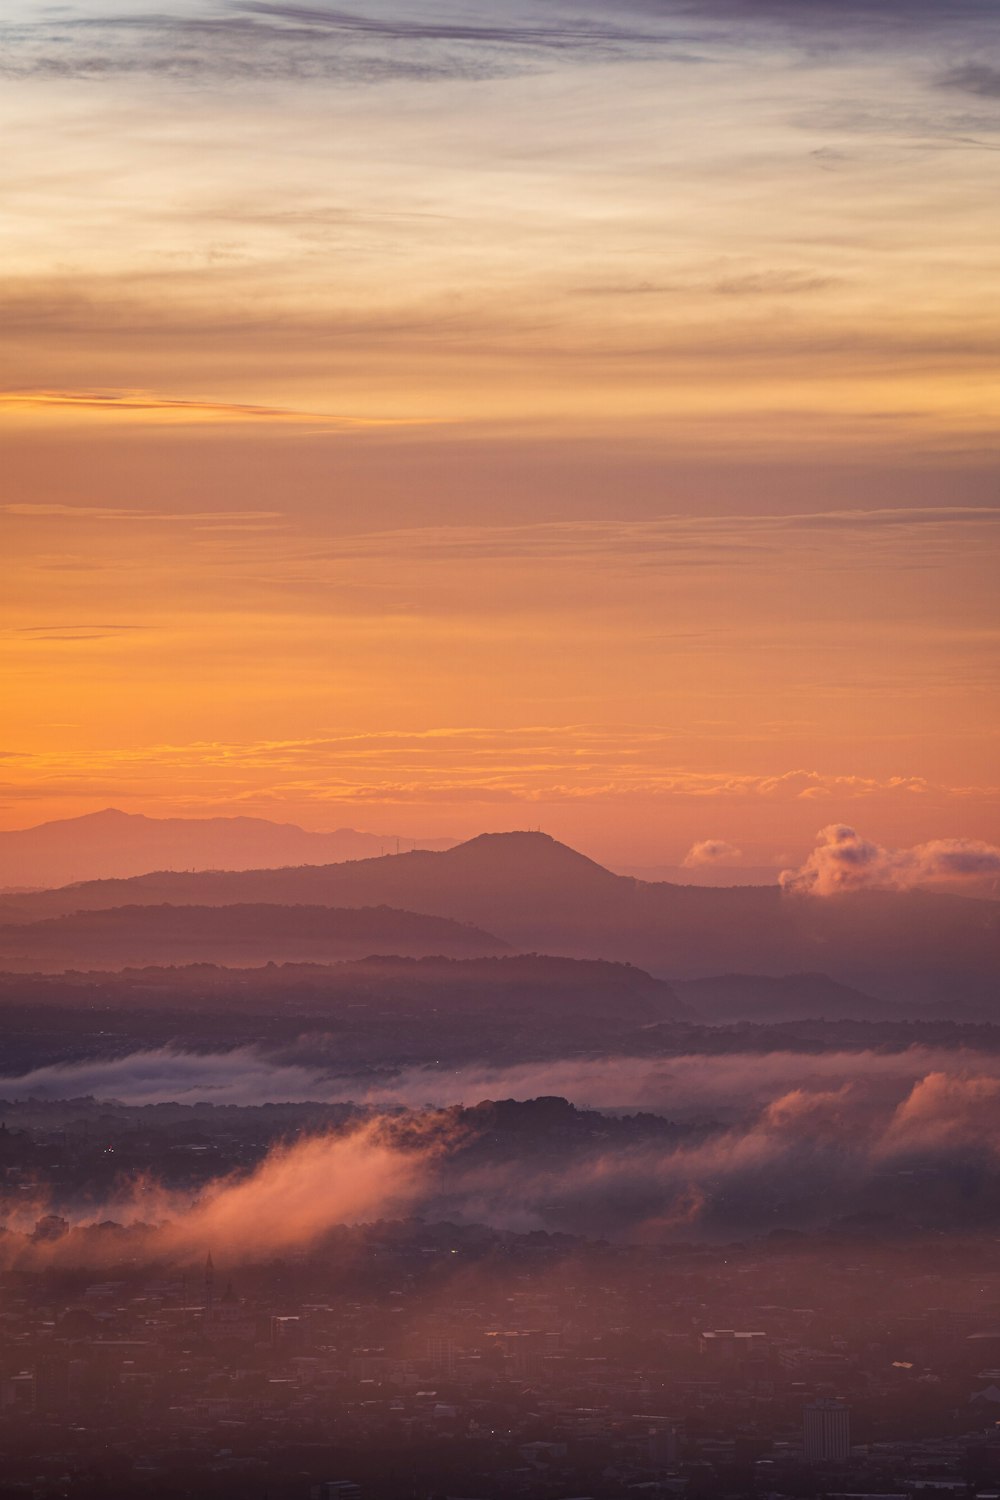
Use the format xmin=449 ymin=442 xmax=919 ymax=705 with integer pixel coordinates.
xmin=0 ymin=903 xmax=504 ymax=971
xmin=0 ymin=809 xmax=454 ymax=890
xmin=2 ymin=830 xmax=996 ymax=1005
xmin=0 ymin=955 xmax=691 ymax=1078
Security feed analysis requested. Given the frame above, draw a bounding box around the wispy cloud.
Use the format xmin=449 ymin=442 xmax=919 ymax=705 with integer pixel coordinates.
xmin=308 ymin=506 xmax=1000 ymax=567
xmin=5 ymin=623 xmax=156 ymax=644
xmin=240 ymin=4 xmax=661 ymax=48
xmin=0 ymin=1 xmax=670 ymax=86
xmin=0 ymin=388 xmax=419 ymax=427
xmin=2 ymin=502 xmax=284 ymax=524
xmin=4 ymin=730 xmax=993 ymax=810
xmin=664 ymin=0 xmax=998 ymax=32
xmin=938 ymin=62 xmax=1000 ymax=101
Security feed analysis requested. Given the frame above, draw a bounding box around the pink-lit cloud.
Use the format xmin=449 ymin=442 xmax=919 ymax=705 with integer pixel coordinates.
xmin=780 ymin=824 xmax=1000 ymax=895
xmin=682 ymin=838 xmax=743 ymax=867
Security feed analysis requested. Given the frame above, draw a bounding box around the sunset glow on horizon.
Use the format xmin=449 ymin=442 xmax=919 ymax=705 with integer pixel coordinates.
xmin=3 ymin=0 xmax=999 ymax=868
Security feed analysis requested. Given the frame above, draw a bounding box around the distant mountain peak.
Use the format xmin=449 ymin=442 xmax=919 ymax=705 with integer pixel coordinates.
xmin=456 ymin=831 xmax=562 ymax=852
xmin=445 ymin=830 xmax=619 ymax=878
xmin=40 ymin=807 xmax=135 ymax=829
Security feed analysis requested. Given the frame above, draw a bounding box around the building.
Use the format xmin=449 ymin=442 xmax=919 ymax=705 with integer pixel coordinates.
xmin=270 ymin=1315 xmax=303 ymax=1348
xmin=425 ymin=1333 xmax=456 ymax=1375
xmin=804 ymin=1399 xmax=851 ymax=1462
xmin=645 ymin=1422 xmax=678 ymax=1467
xmin=202 ymin=1266 xmax=256 ymax=1343
xmin=698 ymin=1329 xmax=767 ymax=1363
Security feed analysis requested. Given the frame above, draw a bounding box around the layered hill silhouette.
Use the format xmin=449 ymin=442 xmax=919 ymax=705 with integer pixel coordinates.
xmin=0 ymin=953 xmax=686 ymax=1022
xmin=0 ymin=809 xmax=453 ymax=890
xmin=0 ymin=903 xmax=505 ymax=971
xmin=0 ymin=955 xmax=689 ymax=1078
xmin=672 ymin=972 xmax=895 ymax=1023
xmin=0 ymin=832 xmax=620 ymax=924
xmin=2 ymin=830 xmax=997 ymax=1004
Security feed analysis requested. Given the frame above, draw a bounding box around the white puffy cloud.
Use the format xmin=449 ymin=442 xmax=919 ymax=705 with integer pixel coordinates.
xmin=781 ymin=824 xmax=1000 ymax=895
xmin=682 ymin=838 xmax=743 ymax=867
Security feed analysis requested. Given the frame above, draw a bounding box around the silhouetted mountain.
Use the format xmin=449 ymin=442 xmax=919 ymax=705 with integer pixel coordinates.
xmin=0 ymin=831 xmax=624 ymax=927
xmin=673 ymin=972 xmax=894 ymax=1023
xmin=0 ymin=903 xmax=505 ymax=971
xmin=0 ymin=956 xmax=690 ymax=1077
xmin=0 ymin=808 xmax=453 ymax=889
xmin=3 ymin=831 xmax=997 ymax=1004
xmin=0 ymin=952 xmax=686 ymax=1018
xmin=615 ymin=862 xmax=782 ymax=886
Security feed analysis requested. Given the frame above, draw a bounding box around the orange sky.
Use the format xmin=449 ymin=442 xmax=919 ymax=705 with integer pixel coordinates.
xmin=2 ymin=0 xmax=998 ymax=867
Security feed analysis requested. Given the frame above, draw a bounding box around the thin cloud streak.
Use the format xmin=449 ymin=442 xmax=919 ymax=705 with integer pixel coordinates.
xmin=315 ymin=507 xmax=1000 ymax=564
xmin=3 ymin=733 xmax=994 ymax=814
xmin=5 ymin=1042 xmax=1000 ymax=1112
xmin=0 ymin=389 xmax=424 ymax=427
xmin=2 ymin=503 xmax=284 ymax=523
xmin=0 ymin=1 xmax=674 ymax=86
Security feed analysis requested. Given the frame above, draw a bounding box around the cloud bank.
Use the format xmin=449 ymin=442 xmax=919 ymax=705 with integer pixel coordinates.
xmin=781 ymin=824 xmax=1000 ymax=895
xmin=7 ymin=1041 xmax=1000 ymax=1116
xmin=11 ymin=1058 xmax=1000 ymax=1258
xmin=0 ymin=1118 xmax=435 ymax=1266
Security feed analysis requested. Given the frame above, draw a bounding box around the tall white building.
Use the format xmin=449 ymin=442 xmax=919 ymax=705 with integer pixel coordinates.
xmin=803 ymin=1399 xmax=851 ymax=1462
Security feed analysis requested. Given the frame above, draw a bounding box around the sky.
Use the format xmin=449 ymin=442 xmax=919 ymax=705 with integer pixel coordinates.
xmin=2 ymin=0 xmax=999 ymax=867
